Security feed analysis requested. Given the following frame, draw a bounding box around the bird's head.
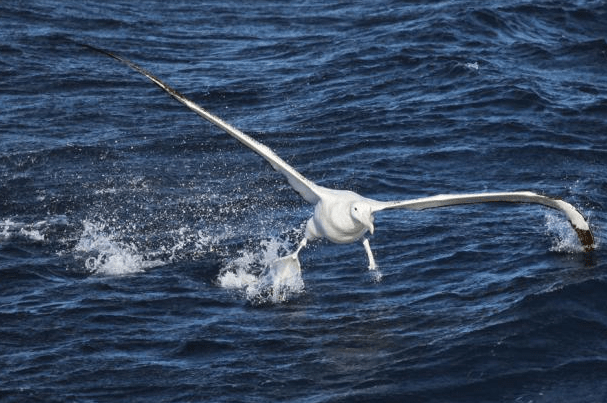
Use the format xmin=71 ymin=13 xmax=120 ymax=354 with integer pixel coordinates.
xmin=351 ymin=202 xmax=374 ymax=235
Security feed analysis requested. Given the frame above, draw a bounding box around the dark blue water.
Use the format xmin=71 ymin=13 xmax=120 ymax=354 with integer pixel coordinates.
xmin=2 ymin=1 xmax=607 ymax=401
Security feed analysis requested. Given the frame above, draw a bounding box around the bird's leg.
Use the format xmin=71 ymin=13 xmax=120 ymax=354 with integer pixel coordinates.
xmin=362 ymin=238 xmax=377 ymax=271
xmin=294 ymin=237 xmax=307 ymax=255
xmin=268 ymin=237 xmax=307 ymax=277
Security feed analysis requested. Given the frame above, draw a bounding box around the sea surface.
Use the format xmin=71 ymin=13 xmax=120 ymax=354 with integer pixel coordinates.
xmin=2 ymin=1 xmax=607 ymax=402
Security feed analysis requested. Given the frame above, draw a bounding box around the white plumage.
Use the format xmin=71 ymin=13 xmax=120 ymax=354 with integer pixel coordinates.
xmin=88 ymin=45 xmax=594 ymax=275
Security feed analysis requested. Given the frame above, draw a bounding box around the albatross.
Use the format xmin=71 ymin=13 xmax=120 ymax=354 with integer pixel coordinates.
xmin=87 ymin=45 xmax=594 ymax=275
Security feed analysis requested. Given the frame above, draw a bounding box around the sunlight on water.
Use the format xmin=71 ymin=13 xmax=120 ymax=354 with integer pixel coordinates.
xmin=218 ymin=237 xmax=305 ymax=304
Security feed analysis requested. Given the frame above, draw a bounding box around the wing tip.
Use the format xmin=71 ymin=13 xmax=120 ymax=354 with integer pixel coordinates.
xmin=574 ymin=227 xmax=595 ymax=252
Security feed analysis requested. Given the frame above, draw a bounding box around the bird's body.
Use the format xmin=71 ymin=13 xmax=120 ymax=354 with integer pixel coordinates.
xmin=306 ymin=190 xmax=372 ymax=244
xmin=87 ymin=44 xmax=595 ymax=276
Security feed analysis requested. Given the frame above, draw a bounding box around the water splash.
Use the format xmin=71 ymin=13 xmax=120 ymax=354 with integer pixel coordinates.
xmin=368 ymin=268 xmax=383 ymax=283
xmin=1 ymin=218 xmax=16 ymax=240
xmin=217 ymin=237 xmax=305 ymax=304
xmin=0 ymin=217 xmax=67 ymax=242
xmin=19 ymin=228 xmax=45 ymax=242
xmin=157 ymin=226 xmax=222 ymax=262
xmin=5 ymin=210 xmax=307 ymax=300
xmin=544 ymin=211 xmax=586 ymax=253
xmin=75 ymin=220 xmax=164 ymax=275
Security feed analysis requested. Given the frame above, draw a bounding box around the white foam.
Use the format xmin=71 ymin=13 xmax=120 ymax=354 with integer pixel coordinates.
xmin=75 ymin=220 xmax=163 ymax=275
xmin=0 ymin=217 xmax=56 ymax=242
xmin=465 ymin=61 xmax=479 ymax=70
xmin=19 ymin=228 xmax=45 ymax=242
xmin=218 ymin=266 xmax=259 ymax=289
xmin=1 ymin=218 xmax=16 ymax=240
xmin=217 ymin=237 xmax=305 ymax=304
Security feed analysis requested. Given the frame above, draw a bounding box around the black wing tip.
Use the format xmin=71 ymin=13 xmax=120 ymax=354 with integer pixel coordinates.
xmin=82 ymin=43 xmax=128 ymax=64
xmin=574 ymin=227 xmax=595 ymax=252
xmin=81 ymin=42 xmax=111 ymax=56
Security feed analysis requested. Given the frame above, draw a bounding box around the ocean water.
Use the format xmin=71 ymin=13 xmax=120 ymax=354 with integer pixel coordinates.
xmin=1 ymin=1 xmax=607 ymax=401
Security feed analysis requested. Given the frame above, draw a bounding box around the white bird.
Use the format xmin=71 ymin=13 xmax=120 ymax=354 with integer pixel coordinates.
xmin=87 ymin=45 xmax=594 ymax=275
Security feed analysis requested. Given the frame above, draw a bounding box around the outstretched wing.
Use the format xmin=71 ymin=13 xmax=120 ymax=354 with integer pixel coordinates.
xmin=86 ymin=44 xmax=322 ymax=205
xmin=371 ymin=191 xmax=594 ymax=251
